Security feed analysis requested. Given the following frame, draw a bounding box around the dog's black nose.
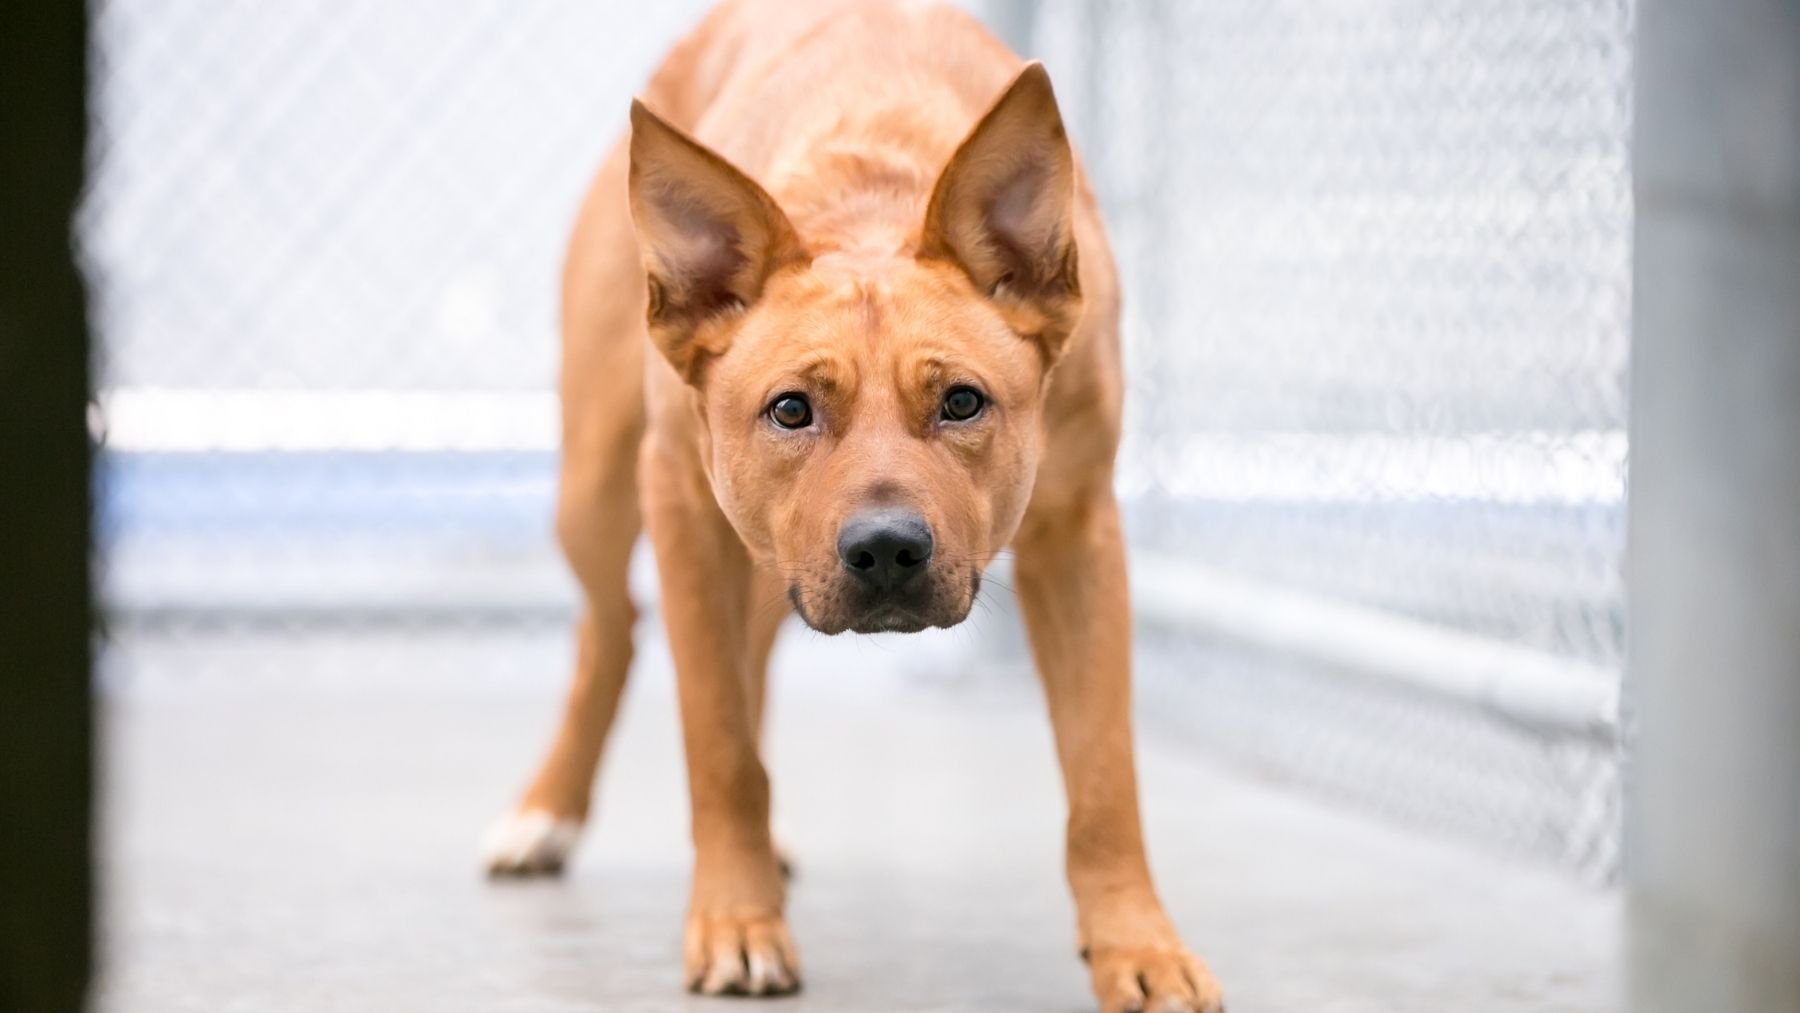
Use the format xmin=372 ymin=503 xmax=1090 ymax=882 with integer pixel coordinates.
xmin=837 ymin=510 xmax=934 ymax=591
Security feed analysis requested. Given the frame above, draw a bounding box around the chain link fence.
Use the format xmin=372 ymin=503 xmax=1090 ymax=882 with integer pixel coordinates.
xmin=85 ymin=0 xmax=715 ymax=623
xmin=85 ymin=0 xmax=1632 ymax=878
xmin=1028 ymin=0 xmax=1632 ymax=878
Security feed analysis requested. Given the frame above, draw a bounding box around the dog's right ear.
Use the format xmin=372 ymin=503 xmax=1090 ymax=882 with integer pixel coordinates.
xmin=627 ymin=100 xmax=806 ymax=382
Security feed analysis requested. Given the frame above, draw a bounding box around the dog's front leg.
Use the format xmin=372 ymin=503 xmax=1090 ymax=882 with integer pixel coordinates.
xmin=1014 ymin=489 xmax=1224 ymax=1013
xmin=643 ymin=454 xmax=799 ymax=997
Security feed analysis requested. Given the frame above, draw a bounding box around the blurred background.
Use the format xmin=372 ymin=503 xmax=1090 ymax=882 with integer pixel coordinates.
xmin=86 ymin=0 xmax=1630 ymax=880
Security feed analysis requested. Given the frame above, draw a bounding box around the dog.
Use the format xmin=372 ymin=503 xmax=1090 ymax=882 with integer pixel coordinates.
xmin=481 ymin=2 xmax=1223 ymax=1009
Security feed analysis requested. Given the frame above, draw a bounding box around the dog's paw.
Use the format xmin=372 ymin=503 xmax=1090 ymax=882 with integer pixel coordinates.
xmin=480 ymin=808 xmax=582 ymax=877
xmin=1086 ymin=945 xmax=1224 ymax=1013
xmin=684 ymin=909 xmax=802 ymax=996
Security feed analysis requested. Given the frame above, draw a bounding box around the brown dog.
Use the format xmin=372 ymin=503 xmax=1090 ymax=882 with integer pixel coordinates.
xmin=482 ymin=2 xmax=1222 ymax=1009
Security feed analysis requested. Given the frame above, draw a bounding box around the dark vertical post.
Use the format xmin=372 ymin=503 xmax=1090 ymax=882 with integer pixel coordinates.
xmin=1629 ymin=1 xmax=1800 ymax=1009
xmin=0 ymin=5 xmax=94 ymax=1012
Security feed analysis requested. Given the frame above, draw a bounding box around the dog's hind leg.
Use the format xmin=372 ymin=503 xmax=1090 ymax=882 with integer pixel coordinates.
xmin=483 ymin=139 xmax=647 ymax=877
xmin=481 ymin=392 xmax=644 ymax=878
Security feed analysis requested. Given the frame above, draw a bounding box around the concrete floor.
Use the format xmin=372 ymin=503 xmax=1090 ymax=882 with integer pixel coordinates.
xmin=94 ymin=627 xmax=1620 ymax=1012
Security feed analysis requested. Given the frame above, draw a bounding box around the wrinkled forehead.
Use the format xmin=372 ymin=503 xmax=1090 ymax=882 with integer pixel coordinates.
xmin=724 ymin=259 xmax=1037 ymax=398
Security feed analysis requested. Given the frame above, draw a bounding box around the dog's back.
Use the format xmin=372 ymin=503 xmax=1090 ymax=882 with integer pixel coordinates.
xmin=643 ymin=0 xmax=1018 ymax=135
xmin=642 ymin=1 xmax=1031 ymax=255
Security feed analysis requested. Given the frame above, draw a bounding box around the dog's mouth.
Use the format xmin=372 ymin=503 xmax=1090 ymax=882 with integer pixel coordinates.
xmin=787 ymin=573 xmax=976 ymax=635
xmin=846 ymin=605 xmax=935 ymax=635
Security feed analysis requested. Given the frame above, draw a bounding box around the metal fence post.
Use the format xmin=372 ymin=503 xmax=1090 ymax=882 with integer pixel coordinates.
xmin=1628 ymin=1 xmax=1800 ymax=1009
xmin=0 ymin=4 xmax=93 ymax=1011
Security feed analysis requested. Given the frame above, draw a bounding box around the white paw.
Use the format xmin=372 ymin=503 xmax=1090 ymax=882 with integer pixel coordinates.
xmin=481 ymin=809 xmax=582 ymax=877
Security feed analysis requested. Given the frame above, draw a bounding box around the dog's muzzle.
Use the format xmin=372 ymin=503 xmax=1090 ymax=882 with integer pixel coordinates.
xmin=784 ymin=508 xmax=959 ymax=634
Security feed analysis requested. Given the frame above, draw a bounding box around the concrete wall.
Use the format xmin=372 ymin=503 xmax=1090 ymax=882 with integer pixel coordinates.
xmin=1628 ymin=0 xmax=1800 ymax=1009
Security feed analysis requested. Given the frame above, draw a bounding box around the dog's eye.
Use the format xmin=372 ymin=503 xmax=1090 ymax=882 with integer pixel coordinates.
xmin=768 ymin=393 xmax=813 ymax=430
xmin=940 ymin=386 xmax=985 ymax=422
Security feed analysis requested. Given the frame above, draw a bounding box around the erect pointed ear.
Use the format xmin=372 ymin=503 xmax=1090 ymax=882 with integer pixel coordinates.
xmin=627 ymin=99 xmax=806 ymax=382
xmin=919 ymin=63 xmax=1082 ymax=358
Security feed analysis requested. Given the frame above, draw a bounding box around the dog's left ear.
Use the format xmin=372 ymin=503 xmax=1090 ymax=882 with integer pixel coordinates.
xmin=920 ymin=62 xmax=1081 ymax=361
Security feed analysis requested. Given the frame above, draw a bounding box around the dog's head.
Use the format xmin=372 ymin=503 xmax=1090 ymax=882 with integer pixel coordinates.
xmin=627 ymin=64 xmax=1080 ymax=634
